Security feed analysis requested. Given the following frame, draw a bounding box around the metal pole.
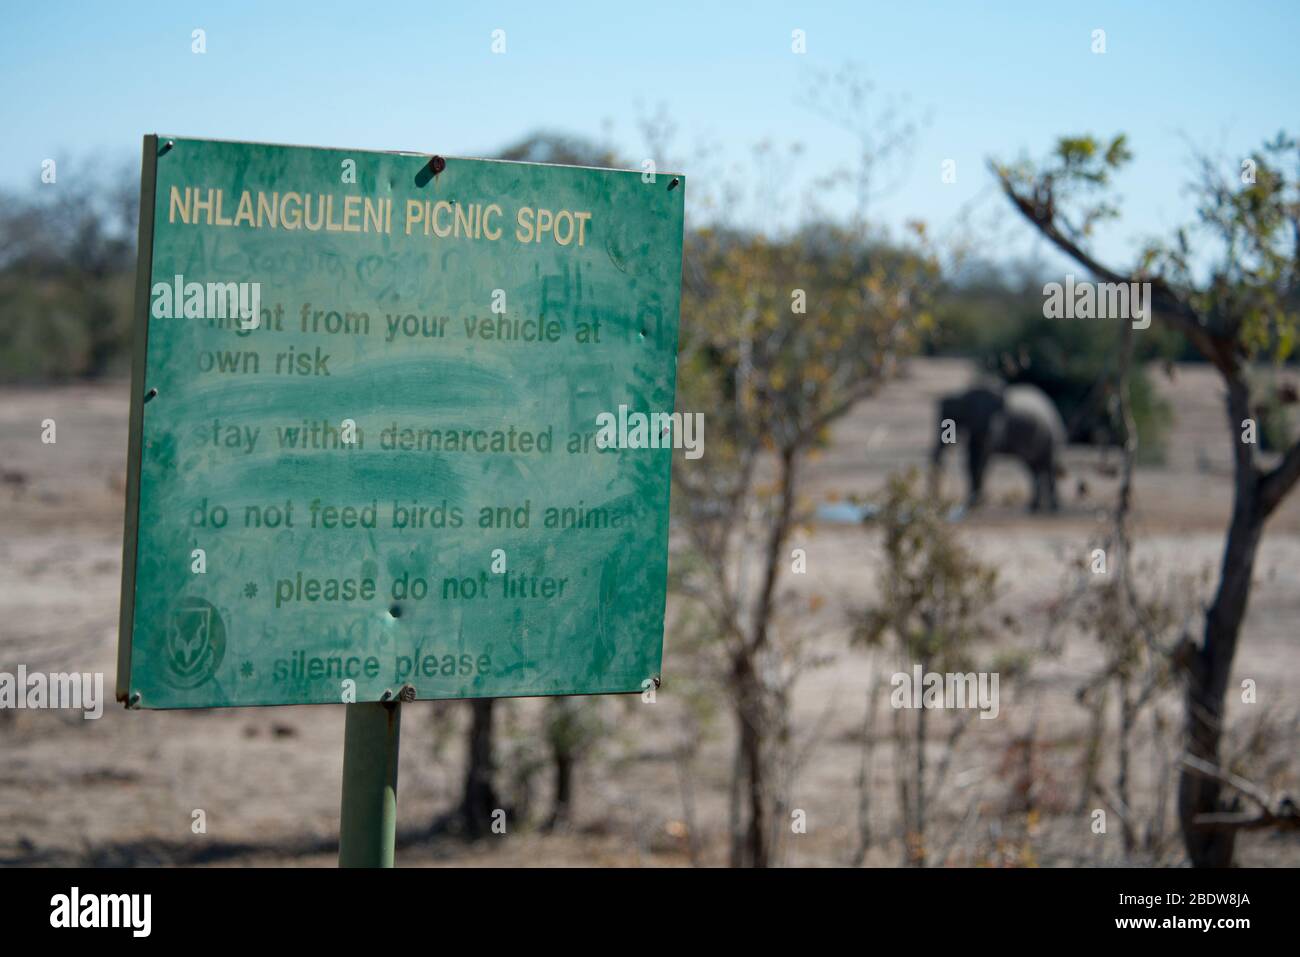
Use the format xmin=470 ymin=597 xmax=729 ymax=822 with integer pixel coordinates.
xmin=339 ymin=700 xmax=401 ymax=867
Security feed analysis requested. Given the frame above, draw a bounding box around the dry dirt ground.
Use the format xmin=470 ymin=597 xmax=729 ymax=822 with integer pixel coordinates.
xmin=1 ymin=358 xmax=1296 ymax=867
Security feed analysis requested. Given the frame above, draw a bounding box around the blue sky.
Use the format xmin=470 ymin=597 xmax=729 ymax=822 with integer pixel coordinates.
xmin=2 ymin=0 xmax=1296 ymax=272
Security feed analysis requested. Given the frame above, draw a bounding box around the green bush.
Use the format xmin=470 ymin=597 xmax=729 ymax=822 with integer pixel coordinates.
xmin=0 ymin=274 xmax=133 ymax=381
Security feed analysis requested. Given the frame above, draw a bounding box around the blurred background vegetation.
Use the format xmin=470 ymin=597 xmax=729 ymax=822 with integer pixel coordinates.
xmin=0 ymin=137 xmax=1186 ymax=461
xmin=0 ymin=161 xmax=138 ymax=381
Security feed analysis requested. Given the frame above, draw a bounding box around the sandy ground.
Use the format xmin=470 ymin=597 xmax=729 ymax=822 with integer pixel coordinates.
xmin=1 ymin=358 xmax=1297 ymax=867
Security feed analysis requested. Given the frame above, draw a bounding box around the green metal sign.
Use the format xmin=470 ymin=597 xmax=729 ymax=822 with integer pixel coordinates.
xmin=117 ymin=135 xmax=684 ymax=709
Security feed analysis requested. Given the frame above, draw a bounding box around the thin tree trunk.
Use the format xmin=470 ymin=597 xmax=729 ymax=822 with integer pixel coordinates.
xmin=544 ymin=697 xmax=579 ymax=832
xmin=1178 ymin=379 xmax=1264 ymax=867
xmin=1148 ymin=706 xmax=1172 ymax=859
xmin=1118 ymin=676 xmax=1136 ymax=855
xmin=913 ymin=696 xmax=928 ymax=867
xmin=1077 ymin=685 xmax=1109 ymax=813
xmin=1114 ymin=321 xmax=1139 ymax=858
xmin=853 ymin=662 xmax=882 ymax=865
xmin=546 ymin=753 xmax=573 ymax=831
xmin=728 ymin=734 xmax=744 ymax=866
xmin=733 ymin=671 xmax=769 ymax=868
xmin=894 ymin=694 xmax=913 ymax=867
xmin=728 ymin=445 xmax=798 ymax=868
xmin=461 ymin=698 xmax=499 ymax=839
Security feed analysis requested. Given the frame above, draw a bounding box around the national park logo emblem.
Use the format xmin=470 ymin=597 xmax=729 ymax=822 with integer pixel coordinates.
xmin=163 ymin=597 xmax=226 ymax=688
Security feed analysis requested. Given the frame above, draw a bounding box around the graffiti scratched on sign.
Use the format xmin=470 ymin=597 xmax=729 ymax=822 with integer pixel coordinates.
xmin=117 ymin=136 xmax=685 ymax=709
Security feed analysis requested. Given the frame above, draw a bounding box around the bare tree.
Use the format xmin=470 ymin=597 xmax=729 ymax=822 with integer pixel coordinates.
xmin=993 ymin=132 xmax=1300 ymax=865
xmin=855 ymin=470 xmax=998 ymax=866
xmin=675 ymin=227 xmax=938 ymax=866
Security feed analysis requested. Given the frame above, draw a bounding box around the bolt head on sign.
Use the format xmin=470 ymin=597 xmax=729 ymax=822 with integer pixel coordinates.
xmin=117 ymin=136 xmax=685 ymax=709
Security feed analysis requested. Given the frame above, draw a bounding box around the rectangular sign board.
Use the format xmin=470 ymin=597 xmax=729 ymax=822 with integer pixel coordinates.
xmin=117 ymin=135 xmax=684 ymax=709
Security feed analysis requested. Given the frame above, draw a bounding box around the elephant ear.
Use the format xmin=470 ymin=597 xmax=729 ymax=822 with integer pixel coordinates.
xmin=965 ymin=387 xmax=1005 ymax=431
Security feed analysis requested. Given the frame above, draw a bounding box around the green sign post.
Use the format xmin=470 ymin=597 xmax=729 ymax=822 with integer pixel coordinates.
xmin=117 ymin=135 xmax=685 ymax=864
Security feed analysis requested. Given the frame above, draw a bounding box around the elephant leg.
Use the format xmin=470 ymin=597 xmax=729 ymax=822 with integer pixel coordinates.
xmin=1028 ymin=463 xmax=1044 ymax=512
xmin=1026 ymin=446 xmax=1060 ymax=513
xmin=966 ymin=438 xmax=989 ymax=508
xmin=1045 ymin=451 xmax=1061 ymax=512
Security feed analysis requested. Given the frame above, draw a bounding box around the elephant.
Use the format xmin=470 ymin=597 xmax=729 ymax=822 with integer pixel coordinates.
xmin=931 ymin=382 xmax=1067 ymax=512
